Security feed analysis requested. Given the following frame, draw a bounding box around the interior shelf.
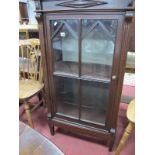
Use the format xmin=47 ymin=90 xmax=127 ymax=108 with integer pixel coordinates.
xmin=53 ymin=69 xmax=111 ymax=83
xmin=57 ymin=102 xmax=106 ymax=125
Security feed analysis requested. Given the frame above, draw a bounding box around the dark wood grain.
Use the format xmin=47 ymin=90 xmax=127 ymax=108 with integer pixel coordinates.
xmin=19 ymin=2 xmax=29 ymax=24
xmin=35 ymin=0 xmax=135 ymax=151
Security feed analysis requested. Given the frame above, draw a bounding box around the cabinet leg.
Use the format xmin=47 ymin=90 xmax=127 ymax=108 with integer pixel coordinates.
xmin=41 ymin=89 xmax=46 ymax=107
xmin=47 ymin=113 xmax=55 ymax=135
xmin=49 ymin=123 xmax=55 ymax=135
xmin=115 ymin=122 xmax=134 ymax=155
xmin=108 ymin=135 xmax=115 ymax=152
xmin=24 ymin=101 xmax=34 ymax=128
xmin=108 ymin=128 xmax=116 ymax=152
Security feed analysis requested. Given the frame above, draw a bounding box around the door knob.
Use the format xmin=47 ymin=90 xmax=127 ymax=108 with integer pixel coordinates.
xmin=112 ymin=75 xmax=117 ymax=80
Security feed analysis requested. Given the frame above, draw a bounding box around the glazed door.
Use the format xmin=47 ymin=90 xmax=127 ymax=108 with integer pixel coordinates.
xmin=45 ymin=14 xmax=124 ymax=126
xmin=49 ymin=19 xmax=80 ymax=120
xmin=80 ymin=18 xmax=119 ymax=125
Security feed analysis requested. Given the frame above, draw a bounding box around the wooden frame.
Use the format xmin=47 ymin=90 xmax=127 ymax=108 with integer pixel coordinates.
xmin=45 ymin=12 xmax=124 ymax=126
xmin=34 ymin=0 xmax=134 ymax=151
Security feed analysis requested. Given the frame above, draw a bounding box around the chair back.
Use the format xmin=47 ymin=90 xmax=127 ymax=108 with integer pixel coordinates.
xmin=19 ymin=39 xmax=43 ymax=83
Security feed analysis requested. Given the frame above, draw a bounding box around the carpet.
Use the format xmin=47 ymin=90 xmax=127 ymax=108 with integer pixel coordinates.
xmin=19 ymin=85 xmax=135 ymax=155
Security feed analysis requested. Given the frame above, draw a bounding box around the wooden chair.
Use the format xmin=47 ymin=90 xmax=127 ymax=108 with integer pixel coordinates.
xmin=115 ymin=99 xmax=135 ymax=155
xmin=19 ymin=39 xmax=44 ymax=128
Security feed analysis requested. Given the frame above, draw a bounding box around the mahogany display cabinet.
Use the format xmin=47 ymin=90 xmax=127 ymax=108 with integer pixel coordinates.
xmin=34 ymin=0 xmax=135 ymax=151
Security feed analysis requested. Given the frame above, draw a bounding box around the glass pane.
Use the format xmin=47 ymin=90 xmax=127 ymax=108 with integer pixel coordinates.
xmin=51 ymin=20 xmax=79 ymax=75
xmin=81 ymin=80 xmax=109 ymax=124
xmin=81 ymin=19 xmax=117 ymax=80
xmin=54 ymin=76 xmax=79 ymax=118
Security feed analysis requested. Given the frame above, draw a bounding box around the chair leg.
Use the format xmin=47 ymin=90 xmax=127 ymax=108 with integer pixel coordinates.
xmin=24 ymin=101 xmax=34 ymax=128
xmin=115 ymin=122 xmax=134 ymax=155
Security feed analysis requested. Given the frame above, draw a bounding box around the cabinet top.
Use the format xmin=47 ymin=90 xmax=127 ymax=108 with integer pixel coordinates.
xmin=35 ymin=0 xmax=135 ymax=12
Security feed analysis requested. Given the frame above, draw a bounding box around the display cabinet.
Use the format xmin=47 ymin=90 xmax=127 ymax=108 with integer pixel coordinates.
xmin=34 ymin=0 xmax=135 ymax=151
